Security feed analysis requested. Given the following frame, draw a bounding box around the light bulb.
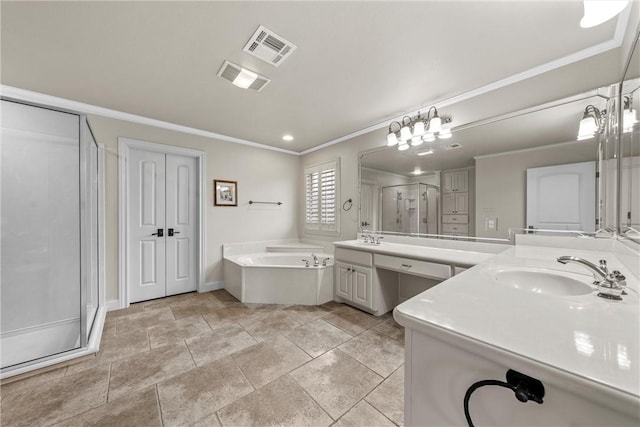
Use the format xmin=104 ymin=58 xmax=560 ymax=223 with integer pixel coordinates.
xmin=577 ymin=116 xmax=598 ymax=140
xmin=400 ymin=125 xmax=412 ymax=141
xmin=580 ymin=1 xmax=629 ymax=28
xmin=387 ymin=132 xmax=398 ymax=146
xmin=429 ymin=116 xmax=442 ymax=133
xmin=413 ymin=120 xmax=425 ymax=137
xmin=422 ymin=133 xmax=435 ymax=142
xmin=623 ymin=107 xmax=638 ymax=133
xmin=411 ymin=136 xmax=424 ymax=146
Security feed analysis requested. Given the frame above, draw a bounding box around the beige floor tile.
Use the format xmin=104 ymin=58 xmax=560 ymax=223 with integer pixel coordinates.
xmin=333 ymin=400 xmax=395 ymax=427
xmin=148 ymin=314 xmax=212 ymax=349
xmin=1 ymin=366 xmax=109 ymax=427
xmin=282 ymin=305 xmax=331 ymax=325
xmin=232 ymin=335 xmax=311 ymax=388
xmin=217 ymin=374 xmax=332 ymax=427
xmin=339 ymin=330 xmax=404 ymax=378
xmin=108 ymin=343 xmax=195 ymax=401
xmin=157 ymin=356 xmax=253 ymax=426
xmin=106 ymin=304 xmax=144 ymax=320
xmin=290 ymin=349 xmax=382 ymax=420
xmin=54 ymin=387 xmax=162 ymax=427
xmin=323 ymin=306 xmax=382 ymax=336
xmin=372 ymin=318 xmax=405 ymax=342
xmin=115 ymin=307 xmax=175 ymax=335
xmin=243 ymin=310 xmax=301 ymax=342
xmin=193 ymin=413 xmax=222 ymax=427
xmin=186 ymin=324 xmax=258 ymax=366
xmin=286 ymin=319 xmax=352 ymax=358
xmin=170 ymin=298 xmax=226 ymax=319
xmin=208 ymin=289 xmax=240 ymax=304
xmin=0 ymin=366 xmax=67 ymax=398
xmin=366 ymin=366 xmax=404 ymax=426
xmin=202 ymin=306 xmax=255 ymax=331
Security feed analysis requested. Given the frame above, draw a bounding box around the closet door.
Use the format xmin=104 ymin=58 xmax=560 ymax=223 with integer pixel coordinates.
xmin=128 ymin=149 xmax=167 ymax=303
xmin=165 ymin=154 xmax=197 ymax=296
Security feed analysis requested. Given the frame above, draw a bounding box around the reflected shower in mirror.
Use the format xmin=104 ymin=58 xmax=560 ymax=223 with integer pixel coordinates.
xmin=360 ymin=88 xmax=614 ymax=241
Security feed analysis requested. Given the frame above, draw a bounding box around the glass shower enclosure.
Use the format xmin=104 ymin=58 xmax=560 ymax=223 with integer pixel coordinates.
xmin=381 ymin=183 xmax=439 ymax=234
xmin=1 ymin=99 xmax=103 ymax=375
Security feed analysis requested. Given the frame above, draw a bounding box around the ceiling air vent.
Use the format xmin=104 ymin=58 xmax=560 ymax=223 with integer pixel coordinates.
xmin=217 ymin=60 xmax=270 ymax=91
xmin=243 ymin=25 xmax=297 ymax=67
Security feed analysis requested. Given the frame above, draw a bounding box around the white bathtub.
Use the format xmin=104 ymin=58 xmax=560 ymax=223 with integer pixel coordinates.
xmin=223 ymin=252 xmax=334 ymax=305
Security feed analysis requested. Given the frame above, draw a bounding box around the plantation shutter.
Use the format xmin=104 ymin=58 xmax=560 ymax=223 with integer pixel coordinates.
xmin=304 ymin=159 xmax=340 ymax=234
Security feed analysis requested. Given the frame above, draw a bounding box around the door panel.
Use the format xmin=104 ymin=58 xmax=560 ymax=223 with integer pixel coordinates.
xmin=454 ymin=193 xmax=468 ymax=214
xmin=335 ymin=262 xmax=352 ymax=300
xmin=165 ymin=154 xmax=197 ymax=295
xmin=129 ymin=149 xmax=166 ymax=303
xmin=352 ymin=267 xmax=372 ymax=309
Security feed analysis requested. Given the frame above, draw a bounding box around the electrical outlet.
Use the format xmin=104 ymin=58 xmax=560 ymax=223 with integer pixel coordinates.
xmin=486 ymin=217 xmax=498 ymax=231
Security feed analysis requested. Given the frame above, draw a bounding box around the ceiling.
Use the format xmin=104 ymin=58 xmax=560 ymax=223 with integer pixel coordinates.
xmin=0 ymin=1 xmax=636 ymax=153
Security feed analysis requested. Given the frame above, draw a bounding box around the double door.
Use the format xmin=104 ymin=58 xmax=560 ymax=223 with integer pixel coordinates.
xmin=128 ymin=149 xmax=197 ymax=303
xmin=335 ymin=262 xmax=373 ymax=309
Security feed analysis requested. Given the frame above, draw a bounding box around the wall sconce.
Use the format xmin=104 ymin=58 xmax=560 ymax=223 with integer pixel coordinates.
xmin=386 ymin=107 xmax=452 ymax=151
xmin=623 ymin=96 xmax=638 ymax=133
xmin=577 ymin=105 xmax=605 ymax=141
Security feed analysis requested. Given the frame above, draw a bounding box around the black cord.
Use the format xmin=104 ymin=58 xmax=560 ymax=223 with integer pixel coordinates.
xmin=464 ymin=380 xmax=513 ymax=427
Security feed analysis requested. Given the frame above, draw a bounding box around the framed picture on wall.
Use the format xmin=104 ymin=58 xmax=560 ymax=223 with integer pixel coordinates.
xmin=214 ymin=180 xmax=237 ymax=206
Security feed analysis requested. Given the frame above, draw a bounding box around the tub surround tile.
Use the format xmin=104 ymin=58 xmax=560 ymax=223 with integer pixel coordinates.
xmin=290 ymin=349 xmax=383 ymax=420
xmin=157 ymin=356 xmax=253 ymax=426
xmin=365 ymin=366 xmax=405 ymax=426
xmin=339 ymin=330 xmax=404 ymax=378
xmin=286 ymin=319 xmax=353 ymax=358
xmin=232 ymin=335 xmax=311 ymax=388
xmin=108 ymin=343 xmax=195 ymax=401
xmin=148 ymin=314 xmax=212 ymax=349
xmin=217 ymin=375 xmax=332 ymax=427
xmin=53 ymin=387 xmax=162 ymax=427
xmin=0 ymin=366 xmax=110 ymax=427
xmin=323 ymin=306 xmax=382 ymax=336
xmin=333 ymin=400 xmax=396 ymax=427
xmin=186 ymin=324 xmax=258 ymax=366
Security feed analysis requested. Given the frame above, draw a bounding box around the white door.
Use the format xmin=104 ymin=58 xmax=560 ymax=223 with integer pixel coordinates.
xmin=128 ymin=149 xmax=197 ymax=303
xmin=526 ymin=161 xmax=596 ymax=232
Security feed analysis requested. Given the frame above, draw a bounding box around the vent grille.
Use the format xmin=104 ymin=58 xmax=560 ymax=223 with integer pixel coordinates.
xmin=243 ymin=25 xmax=297 ymax=67
xmin=216 ymin=61 xmax=270 ymax=92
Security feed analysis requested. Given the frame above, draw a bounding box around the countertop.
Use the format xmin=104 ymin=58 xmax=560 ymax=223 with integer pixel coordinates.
xmin=333 ymin=239 xmax=503 ymax=267
xmin=394 ymin=243 xmax=640 ymax=399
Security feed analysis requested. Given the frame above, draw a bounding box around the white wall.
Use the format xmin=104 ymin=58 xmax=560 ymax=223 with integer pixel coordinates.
xmin=475 ymin=140 xmax=598 ymax=239
xmin=87 ymin=115 xmax=300 ymax=303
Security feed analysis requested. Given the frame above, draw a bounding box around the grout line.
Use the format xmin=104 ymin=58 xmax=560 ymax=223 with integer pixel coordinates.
xmin=105 ymin=362 xmax=113 ymax=403
xmin=215 ymin=411 xmax=223 ymax=427
xmin=155 ymin=384 xmax=165 ymax=427
xmin=229 ymin=353 xmax=256 ymax=391
xmin=289 ymin=373 xmax=336 ymax=422
xmin=184 ymin=338 xmax=199 ymax=368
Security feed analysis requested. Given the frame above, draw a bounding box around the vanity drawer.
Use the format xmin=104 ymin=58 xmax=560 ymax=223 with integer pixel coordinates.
xmin=442 ymin=214 xmax=468 ymax=224
xmin=375 ymin=254 xmax=450 ymax=280
xmin=335 ymin=248 xmax=373 ymax=267
xmin=442 ymin=223 xmax=469 ymax=234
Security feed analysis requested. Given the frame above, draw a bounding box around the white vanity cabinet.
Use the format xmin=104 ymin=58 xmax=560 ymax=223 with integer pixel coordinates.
xmin=442 ymin=169 xmax=470 ymax=236
xmin=442 ymin=170 xmax=468 ymax=193
xmin=335 ymin=262 xmax=373 ymax=309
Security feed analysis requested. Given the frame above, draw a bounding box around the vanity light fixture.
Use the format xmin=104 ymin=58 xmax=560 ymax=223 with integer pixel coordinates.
xmin=623 ymin=96 xmax=638 ymax=133
xmin=580 ymin=1 xmax=629 ymax=28
xmin=282 ymin=134 xmax=294 ymax=141
xmin=385 ymin=106 xmax=452 ymax=151
xmin=576 ymin=105 xmax=604 ymax=141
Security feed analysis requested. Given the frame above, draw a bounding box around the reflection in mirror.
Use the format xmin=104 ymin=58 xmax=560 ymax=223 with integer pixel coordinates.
xmin=360 ymin=89 xmax=612 ymax=241
xmin=620 ymin=30 xmax=640 ymax=242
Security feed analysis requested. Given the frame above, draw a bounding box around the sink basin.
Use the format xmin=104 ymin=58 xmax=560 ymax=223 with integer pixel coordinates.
xmin=488 ymin=268 xmax=594 ymax=296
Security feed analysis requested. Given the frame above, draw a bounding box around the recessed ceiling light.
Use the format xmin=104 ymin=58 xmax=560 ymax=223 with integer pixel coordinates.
xmin=232 ymin=68 xmax=258 ymax=89
xmin=282 ymin=135 xmax=294 ymax=141
xmin=412 ymin=168 xmax=422 ymax=175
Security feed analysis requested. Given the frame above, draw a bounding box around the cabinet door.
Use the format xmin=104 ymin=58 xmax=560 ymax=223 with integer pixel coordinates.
xmin=442 ymin=193 xmax=456 ymax=214
xmin=352 ymin=266 xmax=373 ymax=309
xmin=454 ymin=193 xmax=468 ymax=214
xmin=454 ymin=171 xmax=469 ymax=192
xmin=335 ymin=262 xmax=353 ymax=300
xmin=442 ymin=172 xmax=455 ymax=193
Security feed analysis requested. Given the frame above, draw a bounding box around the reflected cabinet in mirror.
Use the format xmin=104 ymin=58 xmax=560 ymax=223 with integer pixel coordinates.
xmin=360 ymin=87 xmax=621 ymax=241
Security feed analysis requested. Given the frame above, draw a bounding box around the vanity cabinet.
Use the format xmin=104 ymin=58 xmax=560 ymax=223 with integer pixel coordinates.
xmin=442 ymin=169 xmax=470 ymax=236
xmin=335 ymin=262 xmax=373 ymax=309
xmin=442 ymin=193 xmax=468 ymax=215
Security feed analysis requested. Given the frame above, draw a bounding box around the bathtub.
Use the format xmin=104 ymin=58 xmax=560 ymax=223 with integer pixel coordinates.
xmin=223 ymin=252 xmax=334 ymax=305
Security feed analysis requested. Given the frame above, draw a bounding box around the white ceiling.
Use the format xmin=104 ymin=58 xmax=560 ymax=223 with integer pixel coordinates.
xmin=0 ymin=1 xmax=635 ymax=153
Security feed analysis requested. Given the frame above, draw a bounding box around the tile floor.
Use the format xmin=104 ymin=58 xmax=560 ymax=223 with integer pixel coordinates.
xmin=0 ymin=290 xmax=405 ymax=426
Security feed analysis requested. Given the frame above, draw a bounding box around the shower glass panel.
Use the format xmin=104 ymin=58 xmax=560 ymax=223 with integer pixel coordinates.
xmin=1 ymin=100 xmax=82 ymax=369
xmin=381 ymin=183 xmax=439 ymax=234
xmin=84 ymin=120 xmax=100 ymax=339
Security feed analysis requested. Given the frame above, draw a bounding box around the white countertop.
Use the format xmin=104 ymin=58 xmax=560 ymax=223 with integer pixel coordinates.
xmin=333 ymin=239 xmax=501 ymax=267
xmin=394 ymin=243 xmax=640 ymax=399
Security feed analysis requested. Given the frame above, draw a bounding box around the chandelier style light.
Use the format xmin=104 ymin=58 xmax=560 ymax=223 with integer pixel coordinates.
xmin=577 ymin=105 xmax=605 ymax=141
xmin=387 ymin=107 xmax=452 ymax=151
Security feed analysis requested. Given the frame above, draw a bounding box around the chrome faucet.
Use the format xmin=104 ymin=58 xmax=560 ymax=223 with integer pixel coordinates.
xmin=557 ymin=256 xmax=626 ymax=300
xmin=311 ymin=253 xmax=320 ymax=266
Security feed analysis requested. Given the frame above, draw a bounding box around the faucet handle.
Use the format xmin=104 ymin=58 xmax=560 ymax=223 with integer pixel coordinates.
xmin=599 ymin=259 xmax=608 ymax=273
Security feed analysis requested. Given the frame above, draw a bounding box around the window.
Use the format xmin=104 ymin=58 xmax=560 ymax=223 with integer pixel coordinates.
xmin=304 ymin=159 xmax=340 ymax=235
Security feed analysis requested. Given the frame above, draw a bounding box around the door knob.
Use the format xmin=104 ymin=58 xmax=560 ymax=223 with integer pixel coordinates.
xmin=151 ymin=228 xmax=163 ymax=237
xmin=168 ymin=228 xmax=180 ymax=237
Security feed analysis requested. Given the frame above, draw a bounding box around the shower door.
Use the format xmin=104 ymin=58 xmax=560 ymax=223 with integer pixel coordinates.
xmin=1 ymin=100 xmax=81 ymax=368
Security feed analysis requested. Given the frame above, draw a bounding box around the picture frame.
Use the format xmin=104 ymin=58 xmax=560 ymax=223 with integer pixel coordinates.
xmin=214 ymin=180 xmax=237 ymax=206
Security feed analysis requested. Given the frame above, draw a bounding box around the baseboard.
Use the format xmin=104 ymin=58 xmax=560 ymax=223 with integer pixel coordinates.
xmin=200 ymin=281 xmax=224 ymax=292
xmin=106 ymin=299 xmax=122 ymax=312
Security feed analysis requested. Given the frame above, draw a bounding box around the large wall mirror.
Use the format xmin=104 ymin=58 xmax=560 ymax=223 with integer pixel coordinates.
xmin=620 ymin=29 xmax=640 ymax=243
xmin=359 ymin=86 xmax=618 ymax=242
